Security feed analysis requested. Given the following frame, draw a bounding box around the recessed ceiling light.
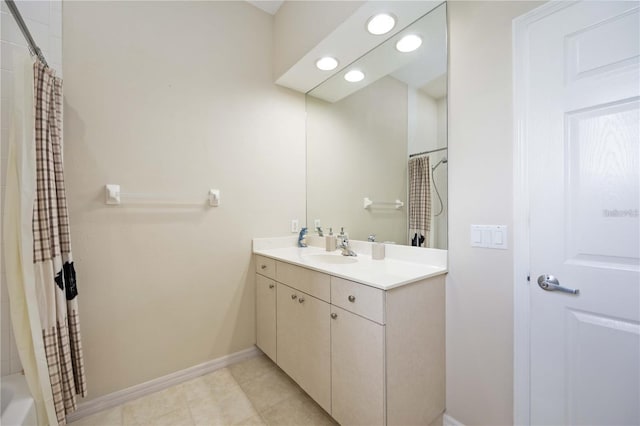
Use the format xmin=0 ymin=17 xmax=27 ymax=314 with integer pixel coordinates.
xmin=344 ymin=70 xmax=365 ymax=83
xmin=316 ymin=57 xmax=339 ymax=71
xmin=396 ymin=34 xmax=423 ymax=53
xmin=367 ymin=13 xmax=396 ymax=35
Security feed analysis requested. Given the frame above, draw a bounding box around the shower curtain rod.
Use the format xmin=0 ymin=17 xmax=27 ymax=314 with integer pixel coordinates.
xmin=4 ymin=0 xmax=48 ymax=67
xmin=409 ymin=147 xmax=448 ymax=158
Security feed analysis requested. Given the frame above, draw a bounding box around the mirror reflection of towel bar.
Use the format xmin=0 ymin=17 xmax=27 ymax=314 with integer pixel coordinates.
xmin=363 ymin=197 xmax=404 ymax=209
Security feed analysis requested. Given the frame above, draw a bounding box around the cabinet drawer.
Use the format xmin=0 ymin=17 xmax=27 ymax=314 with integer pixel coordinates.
xmin=255 ymin=255 xmax=276 ymax=280
xmin=276 ymin=261 xmax=330 ymax=302
xmin=331 ymin=276 xmax=385 ymax=324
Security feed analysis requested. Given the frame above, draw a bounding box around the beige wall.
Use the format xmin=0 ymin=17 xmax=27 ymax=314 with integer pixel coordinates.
xmin=63 ymin=1 xmax=306 ymax=399
xmin=437 ymin=97 xmax=447 ymax=151
xmin=408 ymin=89 xmax=438 ymax=156
xmin=306 ymin=76 xmax=407 ymax=244
xmin=447 ymin=2 xmax=542 ymax=425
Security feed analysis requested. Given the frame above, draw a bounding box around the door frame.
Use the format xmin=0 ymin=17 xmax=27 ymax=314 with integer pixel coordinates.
xmin=512 ymin=1 xmax=576 ymax=424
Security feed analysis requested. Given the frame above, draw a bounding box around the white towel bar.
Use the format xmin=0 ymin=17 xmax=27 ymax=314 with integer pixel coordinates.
xmin=105 ymin=184 xmax=220 ymax=207
xmin=363 ymin=197 xmax=404 ymax=209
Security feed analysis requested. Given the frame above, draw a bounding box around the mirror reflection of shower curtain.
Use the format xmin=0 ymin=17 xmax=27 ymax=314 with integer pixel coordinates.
xmin=408 ymin=156 xmax=431 ymax=247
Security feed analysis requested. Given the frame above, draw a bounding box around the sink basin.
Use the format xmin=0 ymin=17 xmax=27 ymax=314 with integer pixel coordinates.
xmin=304 ymin=253 xmax=358 ymax=264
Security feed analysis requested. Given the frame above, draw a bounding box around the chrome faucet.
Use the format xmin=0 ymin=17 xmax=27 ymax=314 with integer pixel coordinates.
xmin=338 ymin=227 xmax=357 ymax=257
xmin=368 ymin=234 xmax=376 ymax=242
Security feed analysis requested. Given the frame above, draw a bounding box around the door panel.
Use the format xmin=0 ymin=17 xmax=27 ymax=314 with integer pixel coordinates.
xmin=566 ymin=310 xmax=640 ymax=425
xmin=565 ymin=99 xmax=639 ymax=268
xmin=565 ymin=8 xmax=639 ymax=81
xmin=525 ymin=2 xmax=640 ymax=424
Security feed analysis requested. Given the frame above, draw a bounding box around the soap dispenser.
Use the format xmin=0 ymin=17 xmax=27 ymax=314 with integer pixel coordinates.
xmin=325 ymin=227 xmax=337 ymax=252
xmin=298 ymin=227 xmax=308 ymax=247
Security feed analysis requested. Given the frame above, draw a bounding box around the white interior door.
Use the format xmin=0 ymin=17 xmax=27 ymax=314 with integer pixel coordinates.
xmin=526 ymin=1 xmax=640 ymax=424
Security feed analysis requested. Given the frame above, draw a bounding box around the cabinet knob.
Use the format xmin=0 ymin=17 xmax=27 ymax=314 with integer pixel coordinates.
xmin=331 ymin=313 xmax=338 ymax=319
xmin=291 ymin=294 xmax=297 ymax=300
xmin=348 ymin=295 xmax=356 ymax=303
xmin=298 ymin=297 xmax=305 ymax=304
xmin=269 ymin=284 xmax=275 ymax=289
xmin=261 ymin=265 xmax=267 ymax=270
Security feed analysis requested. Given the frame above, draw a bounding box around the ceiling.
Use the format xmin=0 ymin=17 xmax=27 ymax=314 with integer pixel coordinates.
xmin=247 ymin=1 xmax=283 ymax=15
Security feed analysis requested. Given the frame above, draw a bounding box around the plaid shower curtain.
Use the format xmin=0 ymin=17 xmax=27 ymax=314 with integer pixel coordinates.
xmin=32 ymin=61 xmax=87 ymax=424
xmin=408 ymin=156 xmax=431 ymax=247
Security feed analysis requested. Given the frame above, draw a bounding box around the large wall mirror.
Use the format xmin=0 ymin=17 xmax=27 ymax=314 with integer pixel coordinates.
xmin=306 ymin=3 xmax=448 ymax=249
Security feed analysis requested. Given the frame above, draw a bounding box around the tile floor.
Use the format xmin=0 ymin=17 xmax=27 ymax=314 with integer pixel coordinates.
xmin=70 ymin=355 xmax=337 ymax=426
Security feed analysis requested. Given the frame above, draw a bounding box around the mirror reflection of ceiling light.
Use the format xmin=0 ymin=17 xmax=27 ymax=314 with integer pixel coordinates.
xmin=366 ymin=13 xmax=396 ymax=35
xmin=316 ymin=57 xmax=339 ymax=71
xmin=395 ymin=34 xmax=423 ymax=53
xmin=344 ymin=70 xmax=365 ymax=82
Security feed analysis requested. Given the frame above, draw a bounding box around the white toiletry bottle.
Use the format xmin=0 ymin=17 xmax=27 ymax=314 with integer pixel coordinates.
xmin=326 ymin=227 xmax=337 ymax=251
xmin=372 ymin=242 xmax=385 ymax=260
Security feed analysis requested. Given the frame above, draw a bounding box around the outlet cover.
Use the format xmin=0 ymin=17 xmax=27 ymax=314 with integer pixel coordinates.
xmin=291 ymin=219 xmax=299 ymax=233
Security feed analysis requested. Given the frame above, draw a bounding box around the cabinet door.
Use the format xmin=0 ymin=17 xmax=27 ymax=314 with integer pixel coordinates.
xmin=256 ymin=274 xmax=277 ymax=362
xmin=276 ymin=283 xmax=301 ymax=383
xmin=296 ymin=293 xmax=331 ymax=414
xmin=277 ymin=283 xmax=331 ymax=414
xmin=331 ymin=306 xmax=385 ymax=426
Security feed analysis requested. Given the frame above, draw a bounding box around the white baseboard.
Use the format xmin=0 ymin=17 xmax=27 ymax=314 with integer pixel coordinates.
xmin=66 ymin=346 xmax=261 ymax=423
xmin=443 ymin=413 xmax=466 ymax=426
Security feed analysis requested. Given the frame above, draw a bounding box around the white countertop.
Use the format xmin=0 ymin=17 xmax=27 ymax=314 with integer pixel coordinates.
xmin=253 ymin=243 xmax=447 ymax=290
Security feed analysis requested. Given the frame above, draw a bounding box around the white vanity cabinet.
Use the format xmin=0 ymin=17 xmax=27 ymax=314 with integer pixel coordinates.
xmin=254 ymin=254 xmax=445 ymax=426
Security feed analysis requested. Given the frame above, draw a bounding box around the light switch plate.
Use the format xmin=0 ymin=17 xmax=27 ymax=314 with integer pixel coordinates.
xmin=491 ymin=225 xmax=508 ymax=249
xmin=471 ymin=225 xmax=508 ymax=249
